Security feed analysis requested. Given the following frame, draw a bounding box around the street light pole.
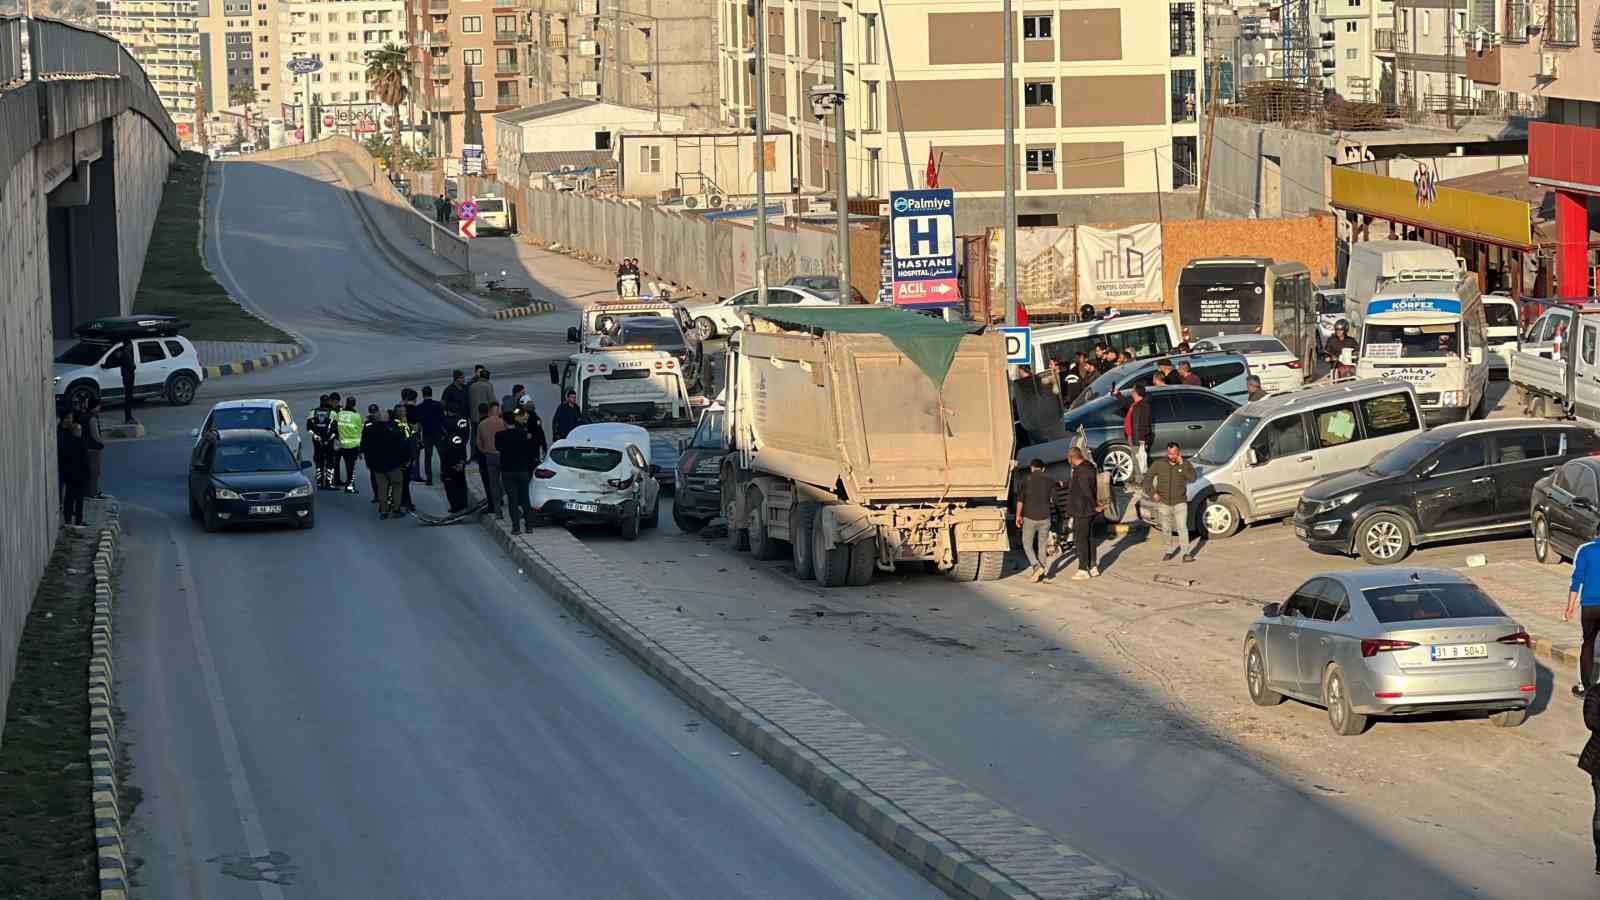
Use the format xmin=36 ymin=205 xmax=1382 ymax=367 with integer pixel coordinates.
xmin=1001 ymin=0 xmax=1017 ymax=325
xmin=832 ymin=15 xmax=851 ymax=303
xmin=754 ymin=0 xmax=769 ymax=306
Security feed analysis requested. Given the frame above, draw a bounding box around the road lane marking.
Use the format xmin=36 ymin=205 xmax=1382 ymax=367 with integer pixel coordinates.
xmin=171 ymin=536 xmax=287 ymax=900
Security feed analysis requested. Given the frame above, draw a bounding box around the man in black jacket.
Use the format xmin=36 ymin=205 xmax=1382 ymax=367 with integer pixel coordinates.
xmin=118 ymin=339 xmax=138 ymax=423
xmin=496 ymin=408 xmax=537 ymax=534
xmin=440 ymin=370 xmax=469 ymax=419
xmin=58 ymin=412 xmax=90 ymax=527
xmin=1063 ymin=447 xmax=1103 ymax=580
xmin=361 ymin=409 xmax=408 ymax=519
xmin=1124 ymin=384 xmax=1153 ymax=480
xmin=416 ymin=385 xmax=445 ymax=484
xmin=552 ymin=389 xmax=582 ymax=441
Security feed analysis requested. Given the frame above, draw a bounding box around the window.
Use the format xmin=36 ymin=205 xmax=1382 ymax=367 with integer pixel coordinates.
xmin=1192 ymin=360 xmax=1247 ymax=388
xmin=1302 ymin=579 xmax=1351 ymax=622
xmin=1506 ymin=0 xmax=1529 ymax=42
xmin=1172 ymin=135 xmax=1197 ymax=188
xmin=464 ymin=48 xmax=483 ymax=65
xmin=1358 ymin=394 xmax=1419 ymax=438
xmin=260 ymin=66 xmax=268 ymax=74
xmin=1582 ymin=467 xmax=1600 ymax=504
xmin=1421 ymin=10 xmax=1431 ymax=35
xmin=461 ymin=15 xmax=482 ymax=33
xmin=1283 ymin=583 xmax=1320 ymax=618
xmin=1025 ymin=148 xmax=1055 ymax=173
xmin=595 ymin=130 xmax=612 ymax=150
xmin=863 ymin=13 xmax=878 ymax=63
xmin=1346 ymin=21 xmax=1358 ymax=32
xmin=1173 ymin=393 xmax=1236 ymax=422
xmin=1169 ymin=2 xmax=1196 ymax=56
xmin=1346 ymin=48 xmax=1358 ymax=59
xmin=639 ymin=144 xmax=661 ymax=173
xmin=1494 ymin=431 xmax=1549 ymax=464
xmin=1313 ymin=403 xmax=1358 ymax=447
xmin=136 ymin=341 xmax=166 ymax=363
xmin=470 ymin=80 xmax=484 ymax=97
xmin=163 ymin=340 xmax=185 ymax=357
xmin=1023 ymin=81 xmax=1054 ymax=107
xmin=1022 ymin=14 xmax=1052 ymax=39
xmin=1585 ymin=322 xmax=1597 ymax=365
xmin=1171 ymin=69 xmax=1196 ymax=122
xmin=1430 ymin=437 xmax=1487 ymax=475
xmin=347 ymin=31 xmax=358 ymax=42
xmin=1362 ymin=582 xmax=1504 ymax=623
xmin=866 ymin=81 xmax=880 ymax=130
xmin=1251 ymin=415 xmax=1309 ymax=464
xmin=495 ymin=14 xmax=516 ymax=33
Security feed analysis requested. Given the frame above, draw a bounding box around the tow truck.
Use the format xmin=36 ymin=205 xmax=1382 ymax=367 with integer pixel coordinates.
xmin=549 ymin=346 xmax=699 ymax=486
xmin=565 ymin=299 xmax=678 ymax=351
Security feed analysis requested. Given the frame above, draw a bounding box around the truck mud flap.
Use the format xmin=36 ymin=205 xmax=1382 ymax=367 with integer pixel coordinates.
xmin=817 ymin=504 xmax=875 ymax=546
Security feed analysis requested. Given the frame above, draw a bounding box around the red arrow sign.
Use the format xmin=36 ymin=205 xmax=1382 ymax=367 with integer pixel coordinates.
xmin=457 ymin=218 xmax=476 ymax=240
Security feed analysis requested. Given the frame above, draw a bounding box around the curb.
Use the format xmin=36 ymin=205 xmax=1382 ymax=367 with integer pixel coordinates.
xmin=460 ymin=477 xmax=1154 ymax=900
xmin=99 ymin=423 xmax=145 ymax=440
xmin=491 ymin=300 xmax=555 ymax=319
xmin=1532 ymin=630 xmax=1581 ymax=668
xmin=203 ymin=344 xmax=304 ymax=378
xmin=89 ymin=502 xmax=127 ymax=900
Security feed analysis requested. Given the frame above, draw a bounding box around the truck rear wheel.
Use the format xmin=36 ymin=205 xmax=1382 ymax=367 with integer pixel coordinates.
xmin=946 ymin=551 xmax=980 ymax=582
xmin=813 ymin=520 xmax=849 ymax=588
xmin=723 ymin=480 xmax=750 ymax=551
xmin=846 ymin=539 xmax=877 ymax=587
xmin=974 ymin=551 xmax=1005 ymax=581
xmin=791 ymin=502 xmax=819 ymax=579
xmin=748 ymin=488 xmax=784 ymax=560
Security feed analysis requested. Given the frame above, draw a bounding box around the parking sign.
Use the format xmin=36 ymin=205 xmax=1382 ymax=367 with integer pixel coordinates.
xmin=889 ymin=189 xmax=958 ymax=306
xmin=1000 ymin=327 xmax=1033 ymax=365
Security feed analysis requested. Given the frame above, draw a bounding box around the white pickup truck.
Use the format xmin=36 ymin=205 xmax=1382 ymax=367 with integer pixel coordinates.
xmin=1510 ymin=302 xmax=1600 ymax=421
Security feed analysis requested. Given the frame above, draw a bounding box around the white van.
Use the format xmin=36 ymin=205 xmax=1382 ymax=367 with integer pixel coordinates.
xmin=1343 ymin=240 xmax=1462 ymax=335
xmin=1029 ymin=313 xmax=1178 ymax=371
xmin=1151 ymin=380 xmax=1425 ymax=539
xmin=469 ymin=196 xmax=511 ymax=235
xmin=1351 ymin=276 xmax=1490 ymax=424
xmin=1482 ymin=294 xmax=1521 ymax=374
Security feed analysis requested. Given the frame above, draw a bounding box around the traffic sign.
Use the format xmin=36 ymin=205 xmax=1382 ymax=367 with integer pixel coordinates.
xmin=889 ymin=188 xmax=957 ymax=306
xmin=456 ymin=200 xmax=479 ymax=222
xmin=457 ymin=218 xmax=476 ymax=240
xmin=285 ymin=56 xmax=322 ymax=76
xmin=1000 ymin=327 xmax=1033 ymax=366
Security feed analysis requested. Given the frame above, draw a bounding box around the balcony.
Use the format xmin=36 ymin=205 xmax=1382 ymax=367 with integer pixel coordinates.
xmin=496 ymin=61 xmax=519 ymax=75
xmin=495 ymin=90 xmax=520 ymax=108
xmin=1375 ymin=28 xmax=1395 ymax=53
xmin=431 ymin=62 xmax=451 ymax=78
xmin=1466 ymin=42 xmax=1501 ymax=85
xmin=494 ymin=29 xmax=529 ymax=43
xmin=414 ymin=30 xmax=449 ymax=47
xmin=427 ymin=0 xmax=448 ymax=12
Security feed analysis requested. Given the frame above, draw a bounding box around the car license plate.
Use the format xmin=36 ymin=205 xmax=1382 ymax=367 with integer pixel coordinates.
xmin=249 ymin=504 xmax=282 ymax=515
xmin=1430 ymin=643 xmax=1488 ymax=661
xmin=567 ymin=502 xmax=598 ymax=513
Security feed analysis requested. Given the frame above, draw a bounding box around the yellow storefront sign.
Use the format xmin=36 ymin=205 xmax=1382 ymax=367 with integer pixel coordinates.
xmin=1331 ymin=167 xmax=1533 ymax=250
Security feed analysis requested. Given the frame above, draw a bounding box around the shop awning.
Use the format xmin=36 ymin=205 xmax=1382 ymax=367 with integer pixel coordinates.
xmin=1331 ymin=167 xmax=1535 ymax=251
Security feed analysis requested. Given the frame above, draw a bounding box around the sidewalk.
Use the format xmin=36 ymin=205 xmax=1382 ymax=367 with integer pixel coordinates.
xmin=465 ymin=236 xmax=621 ymax=311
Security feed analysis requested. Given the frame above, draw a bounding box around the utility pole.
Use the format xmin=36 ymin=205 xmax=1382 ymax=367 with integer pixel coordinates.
xmin=1001 ymin=0 xmax=1017 ymax=325
xmin=754 ymin=0 xmax=769 ymax=306
xmin=1197 ymin=49 xmax=1223 ymax=220
xmin=877 ymin=5 xmax=915 ymax=189
xmin=613 ymin=1 xmax=624 ymax=109
xmin=1445 ymin=0 xmax=1456 ymax=130
xmin=832 ymin=15 xmax=851 ymax=303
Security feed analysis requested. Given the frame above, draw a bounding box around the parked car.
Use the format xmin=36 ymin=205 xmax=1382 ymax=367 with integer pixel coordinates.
xmin=1069 ymin=351 xmax=1253 ymax=410
xmin=1145 ymin=380 xmax=1426 ymax=540
xmin=1294 ymin=419 xmax=1600 ymax=564
xmin=468 ymin=196 xmax=512 ymax=234
xmin=54 ymin=315 xmax=204 ymax=411
xmin=1531 ymin=456 xmax=1600 ymax=565
xmin=1188 ymin=334 xmax=1305 ymax=395
xmin=191 ymin=399 xmax=302 ymax=461
xmin=532 ymin=422 xmax=662 ymax=539
xmin=1026 ymin=386 xmax=1239 ymax=485
xmin=783 ymin=274 xmax=867 ymax=304
xmin=676 ymin=285 xmax=838 ymax=342
xmin=187 ymin=429 xmax=316 ymax=532
xmin=1243 ymin=568 xmax=1535 ymax=735
xmin=671 ymin=400 xmax=728 ymax=532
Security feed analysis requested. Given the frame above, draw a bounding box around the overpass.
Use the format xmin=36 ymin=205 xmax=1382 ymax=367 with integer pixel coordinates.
xmin=1 ymin=15 xmax=179 ymax=738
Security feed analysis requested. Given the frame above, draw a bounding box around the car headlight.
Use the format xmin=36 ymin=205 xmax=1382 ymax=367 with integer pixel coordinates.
xmin=286 ymin=485 xmax=312 ymax=498
xmin=1439 ymin=390 xmax=1467 ymax=406
xmin=52 ymin=375 xmax=61 ymax=386
xmin=213 ymin=487 xmax=242 ymax=500
xmin=1315 ymin=491 xmax=1360 ymax=514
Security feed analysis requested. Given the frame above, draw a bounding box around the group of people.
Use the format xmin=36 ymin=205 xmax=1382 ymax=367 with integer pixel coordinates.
xmin=55 ymin=396 xmax=108 ymax=528
xmin=615 ymin=258 xmax=642 ymax=297
xmin=304 ymin=390 xmax=431 ymax=520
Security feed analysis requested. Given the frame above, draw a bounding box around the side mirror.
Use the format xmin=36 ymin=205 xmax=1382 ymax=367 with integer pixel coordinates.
xmin=1247 ymin=448 xmax=1260 ymax=466
xmin=190 ymin=427 xmax=200 ymax=437
xmin=300 ymin=459 xmax=314 ymax=470
xmin=677 ymin=438 xmax=687 ymax=452
xmin=1262 ymin=602 xmax=1281 ymax=618
xmin=548 ymin=362 xmax=560 ymax=385
xmin=1575 ymin=496 xmax=1594 ymax=511
xmin=1469 ymin=347 xmax=1483 ymax=365
xmin=566 ymin=326 xmax=579 ymax=343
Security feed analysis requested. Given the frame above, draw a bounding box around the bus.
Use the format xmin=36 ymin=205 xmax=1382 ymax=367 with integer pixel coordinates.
xmin=1175 ymin=258 xmax=1314 ymax=347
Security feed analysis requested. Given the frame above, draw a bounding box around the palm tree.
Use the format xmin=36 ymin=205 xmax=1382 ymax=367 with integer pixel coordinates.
xmin=365 ymin=43 xmax=409 ymax=159
xmin=229 ymin=84 xmax=258 ymax=108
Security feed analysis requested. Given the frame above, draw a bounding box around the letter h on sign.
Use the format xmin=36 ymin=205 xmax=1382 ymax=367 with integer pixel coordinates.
xmin=907 ymin=217 xmax=940 ymax=257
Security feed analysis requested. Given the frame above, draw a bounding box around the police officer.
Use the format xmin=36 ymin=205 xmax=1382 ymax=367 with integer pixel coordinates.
xmin=439 ymin=414 xmax=472 ymax=514
xmin=393 ymin=403 xmax=420 ymax=514
xmin=335 ymin=396 xmax=365 ymax=492
xmin=307 ymin=394 xmax=339 ymax=489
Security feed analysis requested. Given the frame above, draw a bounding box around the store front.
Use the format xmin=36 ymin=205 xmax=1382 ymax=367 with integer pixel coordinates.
xmin=1529 ymin=121 xmax=1600 ymax=298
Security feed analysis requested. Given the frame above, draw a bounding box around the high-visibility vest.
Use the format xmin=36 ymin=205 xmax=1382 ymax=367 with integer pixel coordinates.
xmin=336 ymin=410 xmax=364 ymax=448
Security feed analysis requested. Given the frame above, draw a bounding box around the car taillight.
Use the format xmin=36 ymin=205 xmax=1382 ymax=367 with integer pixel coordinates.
xmin=535 ymin=467 xmax=557 ymax=479
xmin=1497 ymin=630 xmax=1532 ymax=646
xmin=654 ymin=361 xmax=663 ymax=369
xmin=607 ymin=475 xmax=634 ymax=489
xmin=1360 ymin=638 xmax=1418 ymax=658
xmin=1281 ymin=360 xmax=1303 ymax=369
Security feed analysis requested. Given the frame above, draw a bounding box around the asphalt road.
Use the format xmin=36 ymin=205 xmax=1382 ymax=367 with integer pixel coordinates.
xmin=109 ymin=159 xmax=937 ymax=899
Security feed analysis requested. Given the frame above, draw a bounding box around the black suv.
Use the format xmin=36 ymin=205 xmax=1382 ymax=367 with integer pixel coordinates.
xmin=1294 ymin=420 xmax=1600 ymax=564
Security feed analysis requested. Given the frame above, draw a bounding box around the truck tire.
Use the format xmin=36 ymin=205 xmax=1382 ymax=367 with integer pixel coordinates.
xmin=846 ymin=539 xmax=877 ymax=586
xmin=791 ymin=502 xmax=820 ymax=580
xmin=813 ymin=520 xmax=850 ymax=588
xmin=748 ymin=488 xmax=784 ymax=560
xmin=974 ymin=550 xmax=1005 ymax=581
xmin=946 ymin=549 xmax=980 ymax=581
xmin=723 ymin=481 xmax=750 ymax=551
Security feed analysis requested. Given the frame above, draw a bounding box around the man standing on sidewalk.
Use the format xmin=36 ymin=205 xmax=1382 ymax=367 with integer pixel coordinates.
xmin=496 ymin=407 xmax=536 ymax=534
xmin=78 ymin=397 xmax=105 ymax=499
xmin=1143 ymin=442 xmax=1197 ymax=563
xmin=416 ymin=385 xmax=444 ymax=485
xmin=1014 ymin=459 xmax=1058 ymax=582
xmin=1063 ymin=447 xmax=1103 ymax=580
xmin=475 ymin=401 xmax=506 ymax=516
xmin=1565 ymin=537 xmax=1600 ymax=697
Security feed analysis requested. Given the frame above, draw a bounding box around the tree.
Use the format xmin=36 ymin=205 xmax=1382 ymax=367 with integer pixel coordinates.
xmin=364 ymin=43 xmax=409 ymax=158
xmin=229 ymin=84 xmax=259 ymax=108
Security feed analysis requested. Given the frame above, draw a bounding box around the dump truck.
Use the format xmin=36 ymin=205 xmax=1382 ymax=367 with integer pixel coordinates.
xmin=719 ymin=306 xmax=1014 ymax=587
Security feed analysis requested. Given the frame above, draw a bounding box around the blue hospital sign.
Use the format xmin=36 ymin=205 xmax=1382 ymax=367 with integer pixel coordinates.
xmin=889 ymin=189 xmax=958 ymax=306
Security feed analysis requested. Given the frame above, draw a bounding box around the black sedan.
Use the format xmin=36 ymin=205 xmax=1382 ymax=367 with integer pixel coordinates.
xmin=1020 ymin=386 xmax=1239 ymax=484
xmin=189 ymin=428 xmax=316 ymax=532
xmin=1533 ymin=456 xmax=1600 ymax=565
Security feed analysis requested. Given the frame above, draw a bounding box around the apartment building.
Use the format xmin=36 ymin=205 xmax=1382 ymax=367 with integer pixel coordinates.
xmin=521 ymin=0 xmax=718 ymax=129
xmin=1389 ymin=0 xmax=1476 ymax=111
xmin=406 ymin=0 xmax=529 ymax=169
xmin=717 ymin=1 xmax=1204 ymax=228
xmin=1318 ymin=0 xmax=1393 ymax=102
xmin=282 ymin=0 xmax=409 ymax=141
xmin=1499 ymin=0 xmax=1600 ymax=298
xmin=100 ymin=0 xmax=203 ymax=141
xmin=196 ymin=0 xmax=284 ymax=117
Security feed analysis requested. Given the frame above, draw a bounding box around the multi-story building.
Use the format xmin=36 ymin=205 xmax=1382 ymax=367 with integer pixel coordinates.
xmin=281 ymin=0 xmax=408 ymax=141
xmin=100 ymin=0 xmax=203 ymax=141
xmin=196 ymin=0 xmax=284 ymax=118
xmin=1389 ymin=0 xmax=1475 ymax=112
xmin=1318 ymin=0 xmax=1393 ymax=102
xmin=406 ymin=0 xmax=529 ymax=169
xmin=1499 ymin=0 xmax=1600 ymax=297
xmin=520 ymin=0 xmax=718 ymax=130
xmin=717 ymin=1 xmax=1204 ymax=228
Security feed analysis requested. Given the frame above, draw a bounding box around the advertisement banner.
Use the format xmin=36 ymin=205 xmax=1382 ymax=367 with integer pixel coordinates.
xmin=988 ymin=226 xmax=1076 ymax=311
xmin=1076 ymin=224 xmax=1163 ymax=306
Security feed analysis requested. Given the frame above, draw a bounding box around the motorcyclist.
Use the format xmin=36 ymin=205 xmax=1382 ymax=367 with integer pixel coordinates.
xmin=1324 ymin=319 xmax=1359 ymax=379
xmin=306 ymin=394 xmax=340 ymax=489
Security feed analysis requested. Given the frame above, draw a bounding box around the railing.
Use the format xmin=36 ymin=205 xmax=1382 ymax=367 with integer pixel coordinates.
xmin=431 ymin=62 xmax=451 ymax=78
xmin=496 ymin=61 xmax=518 ymax=74
xmin=496 ymin=90 xmax=519 ymax=107
xmin=494 ymin=29 xmax=529 ymax=42
xmin=428 ymin=0 xmax=450 ymax=11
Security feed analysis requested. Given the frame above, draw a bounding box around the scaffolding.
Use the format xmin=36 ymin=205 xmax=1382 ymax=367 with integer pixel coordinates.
xmin=1278 ymin=0 xmax=1314 ymax=94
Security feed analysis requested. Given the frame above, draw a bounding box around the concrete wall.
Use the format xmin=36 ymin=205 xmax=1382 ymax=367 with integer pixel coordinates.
xmin=1208 ymin=117 xmax=1336 ymax=219
xmin=114 ymin=109 xmax=180 ymax=314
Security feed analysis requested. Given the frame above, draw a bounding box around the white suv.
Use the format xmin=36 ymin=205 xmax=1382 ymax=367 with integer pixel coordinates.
xmin=53 ymin=316 xmax=205 ymax=411
xmin=677 ymin=285 xmax=838 ymax=342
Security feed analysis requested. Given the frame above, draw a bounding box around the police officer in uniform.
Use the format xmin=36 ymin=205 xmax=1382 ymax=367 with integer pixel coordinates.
xmin=306 ymin=394 xmax=340 ymax=489
xmin=439 ymin=415 xmax=472 ymax=513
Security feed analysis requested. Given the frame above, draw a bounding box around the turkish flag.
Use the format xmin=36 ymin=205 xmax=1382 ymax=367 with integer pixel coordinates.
xmin=925 ymin=147 xmax=939 ymax=189
xmin=1016 ymin=303 xmax=1030 ymax=326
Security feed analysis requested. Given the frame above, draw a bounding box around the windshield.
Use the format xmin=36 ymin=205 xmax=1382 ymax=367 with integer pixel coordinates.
xmin=475 ymin=199 xmax=505 ymax=212
xmin=1317 ymin=294 xmax=1346 ymax=315
xmin=212 ymin=407 xmax=277 ymax=431
xmin=1362 ymin=323 xmax=1461 ymax=359
xmin=1367 ymin=434 xmax=1442 ymax=477
xmin=689 ymin=409 xmax=726 ymax=450
xmin=618 ymin=324 xmax=686 ymax=350
xmin=550 ymin=446 xmax=624 ymax=472
xmin=215 ymin=440 xmax=297 ymax=473
xmin=56 ymin=341 xmax=110 ymax=366
xmin=1484 ymin=302 xmax=1519 ymax=328
xmin=1362 ymin=582 xmax=1505 ymax=623
xmin=1195 ymin=414 xmax=1260 ymax=466
xmin=582 ymin=369 xmax=687 ymax=426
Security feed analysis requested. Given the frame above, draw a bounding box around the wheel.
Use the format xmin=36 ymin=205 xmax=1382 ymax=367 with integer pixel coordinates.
xmin=791 ymin=502 xmax=819 ymax=580
xmin=813 ymin=514 xmax=850 ymax=588
xmin=695 ymin=317 xmax=718 ymax=342
xmin=619 ymin=503 xmax=641 ymax=541
xmin=747 ymin=488 xmax=784 ymax=560
xmin=65 ymin=381 xmax=99 ymax=412
xmin=1245 ymin=642 xmax=1284 ymax=706
xmin=1489 ymin=708 xmax=1528 ymax=728
xmin=945 ymin=550 xmax=980 ymax=582
xmin=723 ymin=480 xmax=749 ymax=551
xmin=641 ymin=497 xmax=659 ymax=529
xmin=974 ymin=550 xmax=1005 ymax=581
xmin=672 ymin=502 xmax=707 ymax=533
xmin=166 ymin=372 xmax=199 ymax=406
xmin=1323 ymin=665 xmax=1368 ymax=736
xmin=846 ymin=538 xmax=877 ymax=586
xmin=1356 ymin=513 xmax=1412 ymax=565
xmin=1201 ymin=495 xmax=1242 ymax=539
xmin=202 ymin=499 xmax=221 ymax=533
xmin=1533 ymin=513 xmax=1562 ymax=565
xmin=1100 ymin=444 xmax=1136 ymax=485
xmin=298 ymin=512 xmax=316 ymax=530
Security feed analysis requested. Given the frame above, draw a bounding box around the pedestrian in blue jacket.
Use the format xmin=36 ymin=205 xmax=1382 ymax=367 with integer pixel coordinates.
xmin=1566 ymin=539 xmax=1600 ymax=697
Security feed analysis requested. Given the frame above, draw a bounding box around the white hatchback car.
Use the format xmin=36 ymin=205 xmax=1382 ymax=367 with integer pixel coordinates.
xmin=1190 ymin=334 xmax=1305 ymax=395
xmin=192 ymin=399 xmax=303 ymax=461
xmin=677 ymin=285 xmax=838 ymax=342
xmin=532 ymin=423 xmax=661 ymax=539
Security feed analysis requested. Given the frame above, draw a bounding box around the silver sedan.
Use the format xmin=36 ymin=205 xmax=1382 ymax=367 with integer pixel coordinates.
xmin=1242 ymin=568 xmax=1536 ymax=735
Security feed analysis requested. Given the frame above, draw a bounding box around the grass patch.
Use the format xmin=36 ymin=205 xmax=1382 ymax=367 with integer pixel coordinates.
xmin=0 ymin=528 xmax=99 ymax=900
xmin=132 ymin=152 xmax=294 ymax=344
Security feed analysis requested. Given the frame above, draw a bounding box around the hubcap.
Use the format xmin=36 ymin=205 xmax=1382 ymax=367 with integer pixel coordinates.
xmin=1536 ymin=518 xmax=1548 ymax=558
xmin=1104 ymin=450 xmax=1133 ymax=484
xmin=1204 ymin=502 xmax=1232 ymax=534
xmin=1364 ymin=520 xmax=1403 ymax=559
xmin=1329 ymin=676 xmax=1345 ymax=725
xmin=174 ymin=378 xmax=194 ymax=402
xmin=1248 ymin=650 xmax=1262 ymax=695
xmin=698 ymin=319 xmax=715 ymax=341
